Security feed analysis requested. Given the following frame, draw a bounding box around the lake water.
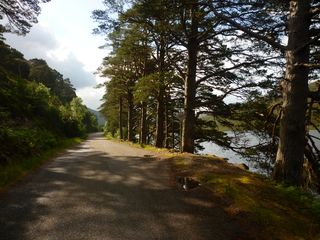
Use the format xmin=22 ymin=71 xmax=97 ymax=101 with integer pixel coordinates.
xmin=200 ymin=141 xmax=246 ymax=164
xmin=199 ymin=130 xmax=320 ymax=173
xmin=199 ymin=131 xmax=259 ymax=170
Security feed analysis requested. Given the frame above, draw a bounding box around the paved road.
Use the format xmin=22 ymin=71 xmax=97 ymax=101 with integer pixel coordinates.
xmin=0 ymin=133 xmax=250 ymax=240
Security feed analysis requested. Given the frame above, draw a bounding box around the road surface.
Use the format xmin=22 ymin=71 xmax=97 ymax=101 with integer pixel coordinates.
xmin=0 ymin=133 xmax=252 ymax=240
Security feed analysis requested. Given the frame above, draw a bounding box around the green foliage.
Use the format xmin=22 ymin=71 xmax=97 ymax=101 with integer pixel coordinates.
xmin=0 ymin=127 xmax=58 ymax=164
xmin=93 ymin=0 xmax=320 ymax=190
xmin=29 ymin=59 xmax=76 ymax=104
xmin=275 ymin=184 xmax=320 ymax=219
xmin=0 ymin=137 xmax=82 ymax=190
xmin=0 ymin=0 xmax=51 ymax=35
xmin=172 ymin=153 xmax=320 ymax=239
xmin=0 ymin=40 xmax=98 ymax=165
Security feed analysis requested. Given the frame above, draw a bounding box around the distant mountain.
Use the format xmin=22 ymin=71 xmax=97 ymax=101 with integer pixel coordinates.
xmin=88 ymin=108 xmax=106 ymax=126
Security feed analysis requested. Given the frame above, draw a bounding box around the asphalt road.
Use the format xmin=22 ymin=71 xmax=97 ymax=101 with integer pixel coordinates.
xmin=0 ymin=133 xmax=251 ymax=240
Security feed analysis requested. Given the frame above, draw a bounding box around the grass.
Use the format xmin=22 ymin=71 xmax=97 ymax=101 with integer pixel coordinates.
xmin=99 ymin=135 xmax=320 ymax=238
xmin=103 ymin=133 xmax=171 ymax=153
xmin=0 ymin=137 xmax=82 ymax=192
xmin=166 ymin=153 xmax=320 ymax=240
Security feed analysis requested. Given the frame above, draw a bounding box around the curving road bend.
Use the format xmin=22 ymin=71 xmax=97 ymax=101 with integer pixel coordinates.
xmin=0 ymin=133 xmax=251 ymax=240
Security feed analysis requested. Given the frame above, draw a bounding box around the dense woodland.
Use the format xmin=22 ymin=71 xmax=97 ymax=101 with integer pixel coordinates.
xmin=0 ymin=27 xmax=98 ymax=165
xmin=92 ymin=0 xmax=320 ymax=191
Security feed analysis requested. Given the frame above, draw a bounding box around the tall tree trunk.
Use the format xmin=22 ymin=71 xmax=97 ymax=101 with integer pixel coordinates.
xmin=127 ymin=90 xmax=134 ymax=141
xmin=119 ymin=97 xmax=123 ymax=140
xmin=165 ymin=96 xmax=170 ymax=148
xmin=171 ymin=108 xmax=175 ymax=149
xmin=182 ymin=46 xmax=197 ymax=153
xmin=155 ymin=37 xmax=166 ymax=148
xmin=155 ymin=86 xmax=165 ymax=147
xmin=140 ymin=101 xmax=147 ymax=144
xmin=182 ymin=2 xmax=199 ymax=153
xmin=273 ymin=0 xmax=311 ymax=186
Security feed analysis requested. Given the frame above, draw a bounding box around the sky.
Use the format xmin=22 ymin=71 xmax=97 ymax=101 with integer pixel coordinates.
xmin=3 ymin=0 xmax=110 ymax=110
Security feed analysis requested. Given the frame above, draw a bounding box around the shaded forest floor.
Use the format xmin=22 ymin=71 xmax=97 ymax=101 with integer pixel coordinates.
xmin=128 ymin=142 xmax=320 ymax=240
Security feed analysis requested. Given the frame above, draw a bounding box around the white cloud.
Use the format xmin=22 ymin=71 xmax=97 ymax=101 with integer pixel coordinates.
xmin=46 ymin=52 xmax=96 ymax=89
xmin=4 ymin=24 xmax=58 ymax=59
xmin=47 ymin=44 xmax=70 ymax=61
xmin=76 ymin=86 xmax=105 ymax=110
xmin=3 ymin=0 xmax=110 ymax=110
xmin=4 ymin=24 xmax=107 ymax=109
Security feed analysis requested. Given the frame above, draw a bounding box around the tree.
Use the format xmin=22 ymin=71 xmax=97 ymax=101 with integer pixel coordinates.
xmin=93 ymin=0 xmax=274 ymax=152
xmin=92 ymin=0 xmax=320 ymax=188
xmin=0 ymin=38 xmax=98 ymax=166
xmin=29 ymin=59 xmax=76 ymax=104
xmin=121 ymin=0 xmax=174 ymax=148
xmin=98 ymin=24 xmax=151 ymax=141
xmin=273 ymin=1 xmax=311 ymax=185
xmin=100 ymin=77 xmax=127 ymax=139
xmin=210 ymin=0 xmax=320 ymax=186
xmin=166 ymin=0 xmax=269 ymax=153
xmin=0 ymin=0 xmax=50 ymax=35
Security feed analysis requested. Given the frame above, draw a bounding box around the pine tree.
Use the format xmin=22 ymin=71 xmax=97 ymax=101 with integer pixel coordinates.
xmin=0 ymin=0 xmax=50 ymax=35
xmin=210 ymin=0 xmax=320 ymax=186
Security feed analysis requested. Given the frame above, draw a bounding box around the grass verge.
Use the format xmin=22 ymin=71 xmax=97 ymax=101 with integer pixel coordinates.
xmin=0 ymin=137 xmax=82 ymax=192
xmin=166 ymin=153 xmax=320 ymax=240
xmin=103 ymin=133 xmax=169 ymax=153
xmin=96 ymin=136 xmax=320 ymax=239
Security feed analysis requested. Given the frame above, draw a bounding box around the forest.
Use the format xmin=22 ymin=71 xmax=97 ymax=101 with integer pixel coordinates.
xmin=92 ymin=0 xmax=320 ymax=191
xmin=0 ymin=32 xmax=99 ymax=168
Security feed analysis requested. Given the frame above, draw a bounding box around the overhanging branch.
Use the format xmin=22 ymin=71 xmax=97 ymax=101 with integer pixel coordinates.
xmin=210 ymin=7 xmax=286 ymax=54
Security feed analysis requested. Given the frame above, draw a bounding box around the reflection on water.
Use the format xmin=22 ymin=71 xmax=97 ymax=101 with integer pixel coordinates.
xmin=199 ymin=142 xmax=265 ymax=173
xmin=199 ymin=131 xmax=259 ymax=171
xmin=200 ymin=130 xmax=320 ymax=173
xmin=200 ymin=141 xmax=243 ymax=164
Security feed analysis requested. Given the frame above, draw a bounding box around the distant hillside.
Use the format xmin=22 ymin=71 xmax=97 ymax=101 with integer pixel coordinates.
xmin=88 ymin=109 xmax=106 ymax=126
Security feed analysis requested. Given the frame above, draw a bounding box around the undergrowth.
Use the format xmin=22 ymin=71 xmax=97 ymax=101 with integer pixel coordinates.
xmin=170 ymin=154 xmax=320 ymax=240
xmin=0 ymin=137 xmax=82 ymax=191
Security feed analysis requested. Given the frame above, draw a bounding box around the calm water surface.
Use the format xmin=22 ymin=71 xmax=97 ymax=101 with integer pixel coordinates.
xmin=200 ymin=130 xmax=320 ymax=172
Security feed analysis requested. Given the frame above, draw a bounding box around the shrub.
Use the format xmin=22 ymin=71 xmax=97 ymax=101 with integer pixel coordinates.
xmin=0 ymin=127 xmax=59 ymax=165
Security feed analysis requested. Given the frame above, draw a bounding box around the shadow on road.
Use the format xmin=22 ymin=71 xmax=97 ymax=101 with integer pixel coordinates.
xmin=0 ymin=140 xmax=257 ymax=240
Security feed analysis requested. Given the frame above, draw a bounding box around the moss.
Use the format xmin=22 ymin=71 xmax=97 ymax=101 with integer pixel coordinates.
xmin=168 ymin=153 xmax=320 ymax=239
xmin=174 ymin=157 xmax=192 ymax=166
xmin=112 ymin=138 xmax=320 ymax=239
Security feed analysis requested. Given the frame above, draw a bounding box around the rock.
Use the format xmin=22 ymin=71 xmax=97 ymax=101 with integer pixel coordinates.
xmin=176 ymin=176 xmax=201 ymax=190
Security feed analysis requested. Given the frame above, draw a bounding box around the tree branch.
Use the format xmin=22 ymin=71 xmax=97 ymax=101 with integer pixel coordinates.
xmin=218 ymin=83 xmax=257 ymax=100
xmin=197 ymin=57 xmax=276 ymax=86
xmin=210 ymin=7 xmax=286 ymax=54
xmin=294 ymin=32 xmax=320 ymax=54
xmin=297 ymin=63 xmax=320 ymax=69
xmin=310 ymin=7 xmax=320 ymax=16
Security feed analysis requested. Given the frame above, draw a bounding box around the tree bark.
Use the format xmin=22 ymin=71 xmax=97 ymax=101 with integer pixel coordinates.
xmin=155 ymin=86 xmax=165 ymax=147
xmin=155 ymin=37 xmax=166 ymax=148
xmin=182 ymin=2 xmax=199 ymax=153
xmin=273 ymin=0 xmax=311 ymax=186
xmin=119 ymin=97 xmax=123 ymax=140
xmin=140 ymin=101 xmax=147 ymax=144
xmin=165 ymin=96 xmax=170 ymax=148
xmin=127 ymin=90 xmax=134 ymax=141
